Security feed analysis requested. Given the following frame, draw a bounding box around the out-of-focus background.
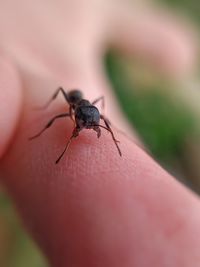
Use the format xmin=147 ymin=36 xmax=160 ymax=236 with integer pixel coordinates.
xmin=0 ymin=0 xmax=200 ymax=266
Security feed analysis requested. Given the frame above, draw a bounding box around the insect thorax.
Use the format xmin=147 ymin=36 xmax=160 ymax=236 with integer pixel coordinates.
xmin=67 ymin=89 xmax=83 ymax=104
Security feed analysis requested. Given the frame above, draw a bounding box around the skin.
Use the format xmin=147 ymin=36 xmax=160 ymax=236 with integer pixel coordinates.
xmin=0 ymin=0 xmax=199 ymax=266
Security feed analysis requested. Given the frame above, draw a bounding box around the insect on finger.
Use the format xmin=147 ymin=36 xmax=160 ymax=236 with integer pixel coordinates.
xmin=30 ymin=88 xmax=122 ymax=163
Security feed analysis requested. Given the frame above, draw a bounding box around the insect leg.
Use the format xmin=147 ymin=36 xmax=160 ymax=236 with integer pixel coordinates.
xmin=55 ymin=127 xmax=80 ymax=164
xmin=92 ymin=96 xmax=105 ymax=111
xmin=29 ymin=113 xmax=70 ymax=140
xmin=38 ymin=87 xmax=69 ymax=109
xmin=101 ymin=115 xmax=147 ymax=153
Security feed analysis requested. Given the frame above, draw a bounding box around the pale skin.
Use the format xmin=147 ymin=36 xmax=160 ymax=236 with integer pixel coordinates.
xmin=0 ymin=0 xmax=200 ymax=266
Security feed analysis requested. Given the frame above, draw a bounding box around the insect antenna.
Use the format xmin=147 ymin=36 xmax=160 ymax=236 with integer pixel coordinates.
xmin=93 ymin=124 xmax=122 ymax=156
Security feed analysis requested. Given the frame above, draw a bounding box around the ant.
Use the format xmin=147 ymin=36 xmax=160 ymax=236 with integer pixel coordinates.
xmin=29 ymin=87 xmax=122 ymax=164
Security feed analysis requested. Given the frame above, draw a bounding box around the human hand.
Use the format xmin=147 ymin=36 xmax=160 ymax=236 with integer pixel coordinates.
xmin=0 ymin=1 xmax=199 ymax=266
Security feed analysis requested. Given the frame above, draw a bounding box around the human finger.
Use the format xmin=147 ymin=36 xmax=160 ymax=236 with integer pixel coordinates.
xmin=0 ymin=72 xmax=200 ymax=266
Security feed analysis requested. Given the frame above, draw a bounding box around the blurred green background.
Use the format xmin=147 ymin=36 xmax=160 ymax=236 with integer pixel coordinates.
xmin=0 ymin=0 xmax=200 ymax=266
